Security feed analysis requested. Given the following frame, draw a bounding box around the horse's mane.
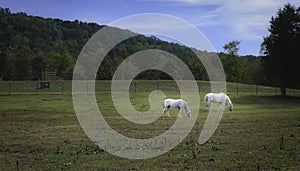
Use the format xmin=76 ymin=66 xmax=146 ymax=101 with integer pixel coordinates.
xmin=225 ymin=94 xmax=232 ymax=104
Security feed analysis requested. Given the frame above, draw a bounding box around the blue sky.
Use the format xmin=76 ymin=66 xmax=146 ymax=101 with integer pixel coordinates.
xmin=1 ymin=0 xmax=299 ymax=56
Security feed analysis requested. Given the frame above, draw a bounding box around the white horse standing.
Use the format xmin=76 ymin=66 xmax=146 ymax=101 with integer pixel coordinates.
xmin=204 ymin=93 xmax=233 ymax=112
xmin=162 ymin=99 xmax=191 ymax=117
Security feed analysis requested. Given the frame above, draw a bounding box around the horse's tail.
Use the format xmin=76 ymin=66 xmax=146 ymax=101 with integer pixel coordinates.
xmin=163 ymin=99 xmax=170 ymax=109
xmin=162 ymin=100 xmax=167 ymax=114
xmin=162 ymin=99 xmax=166 ymax=109
xmin=204 ymin=94 xmax=208 ymax=106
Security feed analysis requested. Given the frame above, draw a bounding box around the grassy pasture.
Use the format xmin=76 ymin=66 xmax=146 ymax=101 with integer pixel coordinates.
xmin=1 ymin=80 xmax=300 ymax=170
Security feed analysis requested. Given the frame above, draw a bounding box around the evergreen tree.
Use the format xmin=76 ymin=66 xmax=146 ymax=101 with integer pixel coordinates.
xmin=261 ymin=4 xmax=300 ymax=96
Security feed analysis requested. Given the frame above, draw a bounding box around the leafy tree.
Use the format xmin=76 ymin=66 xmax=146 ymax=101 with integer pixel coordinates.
xmin=0 ymin=49 xmax=7 ymax=79
xmin=15 ymin=46 xmax=32 ymax=80
xmin=261 ymin=4 xmax=300 ymax=96
xmin=223 ymin=41 xmax=240 ymax=56
xmin=31 ymin=55 xmax=46 ymax=80
xmin=240 ymin=55 xmax=269 ymax=85
xmin=220 ymin=41 xmax=246 ymax=82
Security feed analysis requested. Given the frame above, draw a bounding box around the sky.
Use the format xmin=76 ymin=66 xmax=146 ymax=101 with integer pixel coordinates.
xmin=1 ymin=0 xmax=299 ymax=56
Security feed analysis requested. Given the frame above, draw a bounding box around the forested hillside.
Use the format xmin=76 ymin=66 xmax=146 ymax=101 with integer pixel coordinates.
xmin=0 ymin=7 xmax=264 ymax=84
xmin=0 ymin=8 xmax=102 ymax=80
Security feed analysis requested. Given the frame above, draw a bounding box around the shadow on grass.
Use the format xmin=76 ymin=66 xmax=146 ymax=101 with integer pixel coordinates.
xmin=232 ymin=95 xmax=300 ymax=105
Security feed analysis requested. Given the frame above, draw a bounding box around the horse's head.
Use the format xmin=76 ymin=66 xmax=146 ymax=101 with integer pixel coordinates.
xmin=228 ymin=103 xmax=233 ymax=111
xmin=187 ymin=110 xmax=191 ymax=117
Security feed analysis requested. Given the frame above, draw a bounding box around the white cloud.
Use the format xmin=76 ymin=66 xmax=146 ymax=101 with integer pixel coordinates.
xmin=142 ymin=0 xmax=299 ymax=41
xmin=136 ymin=0 xmax=300 ymax=54
xmin=211 ymin=0 xmax=282 ymax=40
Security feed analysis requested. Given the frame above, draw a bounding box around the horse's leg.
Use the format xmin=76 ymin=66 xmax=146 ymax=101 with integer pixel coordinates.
xmin=221 ymin=102 xmax=225 ymax=111
xmin=216 ymin=102 xmax=220 ymax=111
xmin=177 ymin=107 xmax=182 ymax=118
xmin=163 ymin=108 xmax=170 ymax=117
xmin=162 ymin=108 xmax=166 ymax=116
xmin=167 ymin=108 xmax=170 ymax=117
xmin=217 ymin=102 xmax=225 ymax=111
xmin=206 ymin=102 xmax=210 ymax=112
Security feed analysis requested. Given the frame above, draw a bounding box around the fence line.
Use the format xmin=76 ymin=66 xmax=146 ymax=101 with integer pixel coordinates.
xmin=0 ymin=80 xmax=299 ymax=97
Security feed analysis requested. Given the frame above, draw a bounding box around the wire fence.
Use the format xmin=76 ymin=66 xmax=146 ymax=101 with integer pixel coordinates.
xmin=0 ymin=80 xmax=299 ymax=97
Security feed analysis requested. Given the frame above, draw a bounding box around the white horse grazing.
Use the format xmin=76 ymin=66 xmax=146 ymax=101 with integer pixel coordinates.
xmin=162 ymin=99 xmax=191 ymax=118
xmin=204 ymin=93 xmax=233 ymax=112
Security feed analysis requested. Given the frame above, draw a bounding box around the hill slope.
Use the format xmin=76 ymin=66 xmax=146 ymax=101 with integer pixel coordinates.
xmin=0 ymin=7 xmax=210 ymax=80
xmin=0 ymin=7 xmax=264 ymax=84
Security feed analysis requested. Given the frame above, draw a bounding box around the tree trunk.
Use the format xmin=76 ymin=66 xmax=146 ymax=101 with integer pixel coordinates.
xmin=280 ymin=82 xmax=286 ymax=97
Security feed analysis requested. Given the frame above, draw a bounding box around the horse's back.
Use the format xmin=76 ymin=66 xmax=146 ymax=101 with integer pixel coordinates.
xmin=164 ymin=98 xmax=176 ymax=104
xmin=205 ymin=92 xmax=227 ymax=102
xmin=164 ymin=98 xmax=184 ymax=107
xmin=164 ymin=98 xmax=175 ymax=106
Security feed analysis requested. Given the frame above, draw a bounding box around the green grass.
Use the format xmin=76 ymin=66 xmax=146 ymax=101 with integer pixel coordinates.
xmin=1 ymin=81 xmax=300 ymax=170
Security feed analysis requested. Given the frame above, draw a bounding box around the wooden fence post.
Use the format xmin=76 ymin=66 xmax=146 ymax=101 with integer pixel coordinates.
xmin=16 ymin=160 xmax=19 ymax=170
xmin=256 ymin=85 xmax=258 ymax=96
xmin=86 ymin=82 xmax=89 ymax=94
xmin=61 ymin=81 xmax=64 ymax=95
xmin=36 ymin=82 xmax=39 ymax=95
xmin=8 ymin=83 xmax=11 ymax=95
xmin=236 ymin=83 xmax=239 ymax=96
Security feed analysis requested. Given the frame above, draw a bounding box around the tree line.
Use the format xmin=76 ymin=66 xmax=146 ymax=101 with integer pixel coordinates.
xmin=0 ymin=5 xmax=299 ymax=96
xmin=0 ymin=8 xmax=102 ymax=80
xmin=0 ymin=7 xmax=261 ymax=83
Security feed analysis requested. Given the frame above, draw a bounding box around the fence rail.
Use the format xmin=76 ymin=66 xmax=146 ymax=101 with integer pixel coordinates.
xmin=0 ymin=80 xmax=299 ymax=97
